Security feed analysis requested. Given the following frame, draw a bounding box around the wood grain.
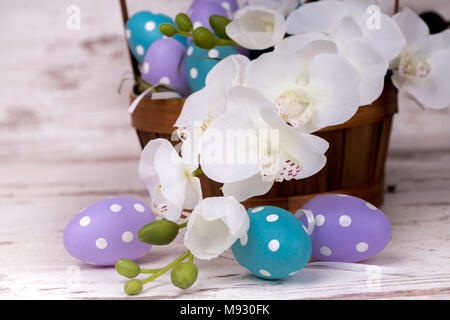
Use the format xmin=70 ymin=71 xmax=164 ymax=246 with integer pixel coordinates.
xmin=0 ymin=0 xmax=449 ymax=300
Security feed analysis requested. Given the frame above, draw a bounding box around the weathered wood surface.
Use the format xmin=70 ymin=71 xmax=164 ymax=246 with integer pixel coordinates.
xmin=0 ymin=0 xmax=449 ymax=300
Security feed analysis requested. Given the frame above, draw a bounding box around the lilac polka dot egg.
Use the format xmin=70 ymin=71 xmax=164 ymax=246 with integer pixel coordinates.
xmin=63 ymin=197 xmax=155 ymax=266
xmin=299 ymin=194 xmax=391 ymax=263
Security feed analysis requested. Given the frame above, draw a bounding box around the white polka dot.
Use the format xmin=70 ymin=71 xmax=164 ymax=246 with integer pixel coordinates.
xmin=110 ymin=204 xmax=122 ymax=212
xmin=266 ymin=214 xmax=279 ymax=222
xmin=193 ymin=21 xmax=202 ymax=29
xmin=122 ymin=231 xmax=134 ymax=243
xmin=143 ymin=62 xmax=150 ymax=74
xmin=134 ymin=203 xmax=145 ymax=213
xmin=187 ymin=46 xmax=194 ymax=56
xmin=268 ymin=239 xmax=280 ymax=252
xmin=356 ymin=242 xmax=369 ymax=252
xmin=240 ymin=234 xmax=248 ymax=246
xmin=366 ymin=202 xmax=378 ymax=210
xmin=221 ymin=2 xmax=231 ymax=10
xmin=159 ymin=77 xmax=171 ymax=85
xmin=315 ymin=214 xmax=325 ymax=226
xmin=136 ymin=45 xmax=145 ymax=56
xmin=95 ymin=238 xmax=107 ymax=249
xmin=145 ymin=21 xmax=156 ymax=31
xmin=259 ymin=269 xmax=271 ymax=277
xmin=126 ymin=29 xmax=131 ymax=39
xmin=208 ymin=48 xmax=219 ymax=59
xmin=320 ymin=246 xmax=332 ymax=256
xmin=79 ymin=216 xmax=91 ymax=227
xmin=190 ymin=68 xmax=198 ymax=79
xmin=251 ymin=207 xmax=264 ymax=213
xmin=339 ymin=215 xmax=352 ymax=227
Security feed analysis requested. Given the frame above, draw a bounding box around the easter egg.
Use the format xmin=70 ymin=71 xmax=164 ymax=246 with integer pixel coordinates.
xmin=63 ymin=197 xmax=155 ymax=266
xmin=189 ymin=0 xmax=238 ymax=21
xmin=188 ymin=1 xmax=230 ymax=31
xmin=186 ymin=44 xmax=238 ymax=92
xmin=298 ymin=194 xmax=391 ymax=263
xmin=142 ymin=38 xmax=190 ymax=95
xmin=126 ymin=11 xmax=187 ymax=64
xmin=232 ymin=206 xmax=312 ymax=280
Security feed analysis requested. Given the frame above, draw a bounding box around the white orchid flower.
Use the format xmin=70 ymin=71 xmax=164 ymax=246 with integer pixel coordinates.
xmin=138 ymin=139 xmax=202 ymax=221
xmin=286 ymin=0 xmax=405 ymax=62
xmin=245 ymin=41 xmax=360 ymax=132
xmin=275 ymin=29 xmax=388 ymax=106
xmin=226 ymin=5 xmax=286 ymax=50
xmin=391 ymin=8 xmax=450 ymax=109
xmin=199 ymin=87 xmax=329 ymax=202
xmin=184 ymin=196 xmax=250 ymax=260
xmin=248 ymin=0 xmax=299 ymax=18
xmin=174 ymin=54 xmax=250 ymax=140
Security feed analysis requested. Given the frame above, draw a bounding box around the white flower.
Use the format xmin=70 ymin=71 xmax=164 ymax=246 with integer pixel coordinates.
xmin=245 ymin=41 xmax=360 ymax=132
xmin=226 ymin=5 xmax=286 ymax=50
xmin=199 ymin=86 xmax=329 ymax=202
xmin=248 ymin=0 xmax=299 ymax=17
xmin=286 ymin=0 xmax=406 ymax=62
xmin=275 ymin=30 xmax=388 ymax=106
xmin=391 ymin=8 xmax=450 ymax=109
xmin=138 ymin=139 xmax=202 ymax=221
xmin=184 ymin=196 xmax=250 ymax=260
xmin=174 ymin=54 xmax=250 ymax=139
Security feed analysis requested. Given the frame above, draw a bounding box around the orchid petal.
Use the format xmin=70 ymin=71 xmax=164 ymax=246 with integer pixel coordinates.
xmin=205 ymin=54 xmax=250 ymax=89
xmin=393 ymin=7 xmax=429 ymax=53
xmin=222 ymin=174 xmax=274 ymax=202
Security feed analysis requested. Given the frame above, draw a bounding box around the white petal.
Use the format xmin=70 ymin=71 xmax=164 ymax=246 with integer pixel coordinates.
xmin=286 ymin=1 xmax=347 ymax=34
xmin=226 ymin=6 xmax=286 ymax=50
xmin=275 ymin=32 xmax=330 ymax=53
xmin=138 ymin=139 xmax=166 ymax=200
xmin=393 ymin=7 xmax=429 ymax=53
xmin=222 ymin=174 xmax=274 ymax=202
xmin=393 ymin=50 xmax=450 ymax=109
xmin=420 ymin=30 xmax=450 ymax=57
xmin=183 ymin=176 xmax=202 ymax=210
xmin=184 ymin=197 xmax=249 ymax=260
xmin=306 ymin=54 xmax=360 ymax=131
xmin=205 ymin=54 xmax=250 ymax=89
xmin=339 ymin=38 xmax=388 ymax=105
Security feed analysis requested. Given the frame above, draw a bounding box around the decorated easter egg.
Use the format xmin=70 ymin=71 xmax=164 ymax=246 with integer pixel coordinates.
xmin=126 ymin=11 xmax=187 ymax=64
xmin=189 ymin=0 xmax=238 ymax=21
xmin=188 ymin=1 xmax=230 ymax=31
xmin=63 ymin=197 xmax=155 ymax=266
xmin=232 ymin=206 xmax=312 ymax=280
xmin=186 ymin=44 xmax=238 ymax=92
xmin=298 ymin=194 xmax=391 ymax=263
xmin=142 ymin=38 xmax=190 ymax=95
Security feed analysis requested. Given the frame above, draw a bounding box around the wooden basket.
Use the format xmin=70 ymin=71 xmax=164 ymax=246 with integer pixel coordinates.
xmin=129 ymin=80 xmax=397 ymax=212
xmin=119 ymin=0 xmax=398 ymax=213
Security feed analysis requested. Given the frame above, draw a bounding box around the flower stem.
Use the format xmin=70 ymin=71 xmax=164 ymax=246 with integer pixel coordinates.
xmin=142 ymin=250 xmax=191 ymax=285
xmin=178 ymin=221 xmax=188 ymax=229
xmin=188 ymin=252 xmax=194 ymax=264
xmin=192 ymin=168 xmax=203 ymax=176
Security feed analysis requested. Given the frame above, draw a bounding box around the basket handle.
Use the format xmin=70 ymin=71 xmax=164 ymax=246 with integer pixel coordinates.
xmin=119 ymin=0 xmax=140 ymax=81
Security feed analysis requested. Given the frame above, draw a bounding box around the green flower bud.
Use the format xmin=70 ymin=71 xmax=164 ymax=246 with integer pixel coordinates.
xmin=159 ymin=23 xmax=177 ymax=37
xmin=138 ymin=219 xmax=180 ymax=245
xmin=115 ymin=259 xmax=141 ymax=278
xmin=209 ymin=15 xmax=231 ymax=39
xmin=193 ymin=27 xmax=216 ymax=50
xmin=124 ymin=279 xmax=143 ymax=296
xmin=175 ymin=13 xmax=193 ymax=32
xmin=171 ymin=262 xmax=198 ymax=290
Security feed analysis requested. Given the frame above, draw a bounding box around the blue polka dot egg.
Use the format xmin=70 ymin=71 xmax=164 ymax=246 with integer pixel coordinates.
xmin=185 ymin=44 xmax=238 ymax=92
xmin=232 ymin=206 xmax=312 ymax=280
xmin=126 ymin=11 xmax=187 ymax=64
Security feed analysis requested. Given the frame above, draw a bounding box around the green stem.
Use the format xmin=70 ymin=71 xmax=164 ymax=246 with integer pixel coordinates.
xmin=192 ymin=168 xmax=203 ymax=176
xmin=177 ymin=30 xmax=193 ymax=38
xmin=215 ymin=38 xmax=239 ymax=47
xmin=178 ymin=221 xmax=188 ymax=229
xmin=188 ymin=252 xmax=194 ymax=264
xmin=142 ymin=250 xmax=191 ymax=285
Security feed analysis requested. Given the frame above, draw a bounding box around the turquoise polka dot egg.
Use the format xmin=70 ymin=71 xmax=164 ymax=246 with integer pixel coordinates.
xmin=232 ymin=206 xmax=312 ymax=280
xmin=185 ymin=44 xmax=238 ymax=92
xmin=126 ymin=11 xmax=187 ymax=64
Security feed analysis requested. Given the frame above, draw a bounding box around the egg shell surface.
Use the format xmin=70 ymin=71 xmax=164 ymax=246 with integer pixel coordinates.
xmin=300 ymin=194 xmax=391 ymax=263
xmin=232 ymin=206 xmax=312 ymax=280
xmin=63 ymin=197 xmax=155 ymax=266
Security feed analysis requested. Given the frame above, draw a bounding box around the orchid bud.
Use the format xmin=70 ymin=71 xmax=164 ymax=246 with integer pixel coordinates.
xmin=115 ymin=259 xmax=141 ymax=278
xmin=171 ymin=262 xmax=198 ymax=290
xmin=210 ymin=15 xmax=231 ymax=39
xmin=138 ymin=219 xmax=180 ymax=245
xmin=175 ymin=13 xmax=193 ymax=32
xmin=159 ymin=23 xmax=177 ymax=37
xmin=193 ymin=27 xmax=216 ymax=49
xmin=124 ymin=279 xmax=143 ymax=295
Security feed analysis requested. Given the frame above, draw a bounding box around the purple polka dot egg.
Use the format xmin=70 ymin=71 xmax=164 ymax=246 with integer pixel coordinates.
xmin=299 ymin=194 xmax=391 ymax=263
xmin=63 ymin=197 xmax=155 ymax=266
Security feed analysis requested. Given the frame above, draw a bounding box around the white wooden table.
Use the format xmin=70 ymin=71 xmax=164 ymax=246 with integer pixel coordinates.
xmin=1 ymin=0 xmax=449 ymax=300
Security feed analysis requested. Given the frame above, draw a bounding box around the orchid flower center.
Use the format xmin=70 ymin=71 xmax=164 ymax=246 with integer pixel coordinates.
xmin=275 ymin=89 xmax=313 ymax=127
xmin=398 ymin=49 xmax=431 ymax=79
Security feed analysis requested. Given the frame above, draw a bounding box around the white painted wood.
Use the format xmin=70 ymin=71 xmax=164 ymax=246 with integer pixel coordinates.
xmin=0 ymin=0 xmax=449 ymax=300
